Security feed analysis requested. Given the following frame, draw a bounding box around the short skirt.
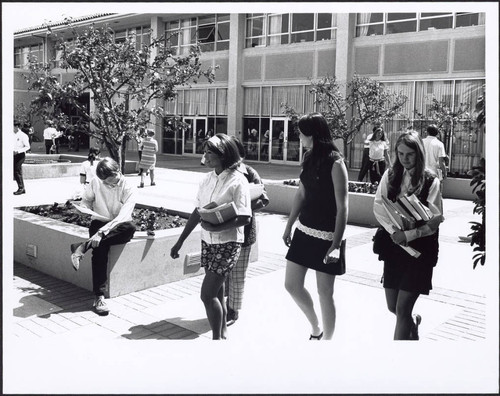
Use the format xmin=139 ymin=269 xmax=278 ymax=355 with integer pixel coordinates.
xmin=201 ymin=240 xmax=242 ymax=277
xmin=382 ymin=258 xmax=434 ymax=295
xmin=285 ymin=227 xmax=337 ymax=275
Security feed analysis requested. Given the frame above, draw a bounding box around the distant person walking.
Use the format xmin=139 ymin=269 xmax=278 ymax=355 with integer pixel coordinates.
xmin=357 ymin=128 xmax=374 ymax=182
xmin=373 ymin=131 xmax=444 ymax=340
xmin=282 ymin=113 xmax=348 ymax=340
xmin=43 ymin=120 xmax=60 ymax=154
xmin=368 ymin=127 xmax=391 ymax=184
xmin=13 ymin=121 xmax=31 ymax=195
xmin=73 ymin=147 xmax=101 ymax=200
xmin=170 ymin=134 xmax=252 ymax=340
xmin=138 ymin=129 xmax=158 ymax=188
xmin=225 ymin=136 xmax=270 ymax=326
xmin=422 ymin=124 xmax=447 ymax=183
xmin=70 ymin=157 xmax=137 ymax=315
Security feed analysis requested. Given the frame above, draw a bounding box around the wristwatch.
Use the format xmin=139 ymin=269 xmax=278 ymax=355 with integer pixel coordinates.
xmin=97 ymin=230 xmax=104 ymax=237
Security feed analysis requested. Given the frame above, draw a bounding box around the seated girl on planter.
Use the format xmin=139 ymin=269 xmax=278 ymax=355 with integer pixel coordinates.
xmin=70 ymin=157 xmax=137 ymax=316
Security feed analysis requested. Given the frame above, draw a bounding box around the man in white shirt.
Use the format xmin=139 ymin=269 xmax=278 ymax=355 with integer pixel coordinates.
xmin=43 ymin=120 xmax=60 ymax=154
xmin=423 ymin=125 xmax=447 ymax=182
xmin=70 ymin=157 xmax=136 ymax=315
xmin=13 ymin=121 xmax=31 ymax=195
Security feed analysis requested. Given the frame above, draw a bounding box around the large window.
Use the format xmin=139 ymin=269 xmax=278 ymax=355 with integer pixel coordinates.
xmin=246 ymin=13 xmax=337 ymax=48
xmin=165 ymin=14 xmax=230 ymax=54
xmin=14 ymin=43 xmax=44 ymax=68
xmin=350 ymin=79 xmax=485 ymax=177
xmin=113 ymin=26 xmax=150 ymax=48
xmin=356 ymin=12 xmax=485 ymax=37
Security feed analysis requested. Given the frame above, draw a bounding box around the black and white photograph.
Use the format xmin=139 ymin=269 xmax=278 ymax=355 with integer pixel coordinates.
xmin=3 ymin=1 xmax=498 ymax=394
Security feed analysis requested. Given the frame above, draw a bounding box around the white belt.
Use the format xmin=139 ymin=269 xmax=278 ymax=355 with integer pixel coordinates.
xmin=297 ymin=220 xmax=335 ymax=241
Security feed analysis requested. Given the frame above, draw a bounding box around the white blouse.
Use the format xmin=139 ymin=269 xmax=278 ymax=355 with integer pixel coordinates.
xmin=369 ymin=140 xmax=388 ymax=161
xmin=373 ymin=169 xmax=442 ymax=243
xmin=196 ymin=169 xmax=251 ymax=244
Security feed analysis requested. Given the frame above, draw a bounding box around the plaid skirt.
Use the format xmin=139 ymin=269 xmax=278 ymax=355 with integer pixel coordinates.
xmin=201 ymin=240 xmax=242 ymax=277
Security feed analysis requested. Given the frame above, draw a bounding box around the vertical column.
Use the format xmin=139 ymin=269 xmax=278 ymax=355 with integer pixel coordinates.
xmin=226 ymin=14 xmax=245 ymax=138
xmin=335 ymin=13 xmax=356 ymax=92
xmin=151 ymin=16 xmax=165 ymax=152
xmin=334 ymin=13 xmax=356 ymax=159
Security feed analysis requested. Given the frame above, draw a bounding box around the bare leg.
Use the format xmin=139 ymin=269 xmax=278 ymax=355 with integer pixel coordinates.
xmin=284 ymin=260 xmax=321 ymax=337
xmin=200 ymin=269 xmax=227 ymax=340
xmin=394 ymin=290 xmax=420 ymax=340
xmin=150 ymin=168 xmax=155 ymax=185
xmin=316 ymin=271 xmax=336 ymax=340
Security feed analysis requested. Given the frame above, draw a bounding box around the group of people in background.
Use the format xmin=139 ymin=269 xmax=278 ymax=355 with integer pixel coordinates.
xmin=16 ymin=113 xmax=446 ymax=342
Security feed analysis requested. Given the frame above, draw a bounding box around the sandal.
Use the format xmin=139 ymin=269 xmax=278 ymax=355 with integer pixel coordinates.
xmin=309 ymin=332 xmax=323 ymax=340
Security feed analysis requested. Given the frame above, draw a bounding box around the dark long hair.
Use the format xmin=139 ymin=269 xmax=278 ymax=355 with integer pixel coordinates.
xmin=297 ymin=112 xmax=341 ymax=165
xmin=370 ymin=127 xmax=386 ymax=142
xmin=88 ymin=147 xmax=101 ymax=166
xmin=387 ymin=132 xmax=426 ymax=199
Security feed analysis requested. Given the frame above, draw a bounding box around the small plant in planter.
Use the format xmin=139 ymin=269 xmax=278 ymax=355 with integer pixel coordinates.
xmin=348 ymin=181 xmax=378 ymax=194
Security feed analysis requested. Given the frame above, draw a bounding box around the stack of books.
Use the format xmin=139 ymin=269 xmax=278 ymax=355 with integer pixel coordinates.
xmin=381 ymin=194 xmax=434 ymax=258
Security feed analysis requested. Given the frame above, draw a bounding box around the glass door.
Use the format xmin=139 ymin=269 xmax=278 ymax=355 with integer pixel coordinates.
xmin=183 ymin=117 xmax=207 ymax=155
xmin=270 ymin=118 xmax=301 ymax=164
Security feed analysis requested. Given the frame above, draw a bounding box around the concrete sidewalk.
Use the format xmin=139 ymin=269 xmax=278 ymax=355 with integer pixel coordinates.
xmin=5 ymin=164 xmax=497 ymax=394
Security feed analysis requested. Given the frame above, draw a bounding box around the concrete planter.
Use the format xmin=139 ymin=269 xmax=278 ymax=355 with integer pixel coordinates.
xmin=263 ymin=181 xmax=378 ymax=226
xmin=23 ymin=154 xmax=138 ymax=179
xmin=14 ymin=207 xmax=203 ymax=297
xmin=14 ymin=204 xmax=259 ymax=297
xmin=442 ymin=177 xmax=475 ymax=200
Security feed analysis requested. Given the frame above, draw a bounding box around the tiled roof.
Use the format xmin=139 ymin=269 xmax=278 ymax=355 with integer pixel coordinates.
xmin=14 ymin=13 xmax=117 ymax=35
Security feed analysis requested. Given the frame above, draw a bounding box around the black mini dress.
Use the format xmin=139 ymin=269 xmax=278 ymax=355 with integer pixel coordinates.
xmin=286 ymin=151 xmax=342 ymax=275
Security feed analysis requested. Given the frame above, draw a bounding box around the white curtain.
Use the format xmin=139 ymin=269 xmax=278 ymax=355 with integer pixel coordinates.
xmin=272 ymin=86 xmax=304 ymax=115
xmin=268 ymin=14 xmax=282 ymax=46
xmin=357 ymin=13 xmax=372 ymax=37
xmin=381 ymin=81 xmax=414 ymax=118
xmin=414 ymin=80 xmax=454 ymax=116
xmin=208 ymin=89 xmax=216 ymax=115
xmin=184 ymin=89 xmax=208 ymax=115
xmin=216 ymin=89 xmax=228 ymax=115
xmin=244 ymin=88 xmax=260 ymax=116
xmin=261 ymin=87 xmax=271 ymax=116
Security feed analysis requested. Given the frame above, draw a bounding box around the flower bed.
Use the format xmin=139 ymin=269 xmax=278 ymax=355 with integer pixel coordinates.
xmin=19 ymin=201 xmax=187 ymax=236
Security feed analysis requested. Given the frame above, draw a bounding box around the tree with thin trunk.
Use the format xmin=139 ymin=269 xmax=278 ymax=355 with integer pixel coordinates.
xmin=25 ymin=18 xmax=215 ymax=171
xmin=283 ymin=75 xmax=408 ymax=163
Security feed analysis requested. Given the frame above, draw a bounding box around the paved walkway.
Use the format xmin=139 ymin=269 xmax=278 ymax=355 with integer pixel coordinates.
xmin=4 ymin=156 xmax=498 ymax=394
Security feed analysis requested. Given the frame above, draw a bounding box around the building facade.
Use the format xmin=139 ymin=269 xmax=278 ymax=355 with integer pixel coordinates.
xmin=14 ymin=12 xmax=485 ymax=175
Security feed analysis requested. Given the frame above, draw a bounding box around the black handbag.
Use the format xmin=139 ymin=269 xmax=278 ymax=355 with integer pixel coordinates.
xmin=325 ymin=239 xmax=346 ymax=275
xmin=372 ymin=227 xmax=391 ymax=255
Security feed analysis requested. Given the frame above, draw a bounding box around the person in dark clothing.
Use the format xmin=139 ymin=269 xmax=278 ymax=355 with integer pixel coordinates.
xmin=282 ymin=113 xmax=348 ymax=340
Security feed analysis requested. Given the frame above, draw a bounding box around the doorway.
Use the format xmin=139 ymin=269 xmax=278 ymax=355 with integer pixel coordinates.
xmin=183 ymin=117 xmax=207 ymax=155
xmin=270 ymin=118 xmax=301 ymax=164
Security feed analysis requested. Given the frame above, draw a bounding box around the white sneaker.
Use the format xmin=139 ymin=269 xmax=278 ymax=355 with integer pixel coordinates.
xmin=71 ymin=253 xmax=83 ymax=271
xmin=93 ymin=296 xmax=110 ymax=315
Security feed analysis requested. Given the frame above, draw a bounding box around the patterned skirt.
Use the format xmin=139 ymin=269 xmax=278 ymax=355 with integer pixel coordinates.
xmin=201 ymin=240 xmax=242 ymax=277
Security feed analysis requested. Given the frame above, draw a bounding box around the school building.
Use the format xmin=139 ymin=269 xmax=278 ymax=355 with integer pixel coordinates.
xmin=14 ymin=12 xmax=485 ymax=175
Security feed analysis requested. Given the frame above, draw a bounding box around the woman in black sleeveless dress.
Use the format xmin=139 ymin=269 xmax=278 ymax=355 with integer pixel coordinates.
xmin=373 ymin=131 xmax=444 ymax=340
xmin=283 ymin=113 xmax=348 ymax=340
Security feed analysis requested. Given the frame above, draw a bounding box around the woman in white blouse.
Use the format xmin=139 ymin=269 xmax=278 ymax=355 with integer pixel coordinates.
xmin=373 ymin=131 xmax=444 ymax=340
xmin=368 ymin=127 xmax=391 ymax=184
xmin=170 ymin=134 xmax=252 ymax=340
